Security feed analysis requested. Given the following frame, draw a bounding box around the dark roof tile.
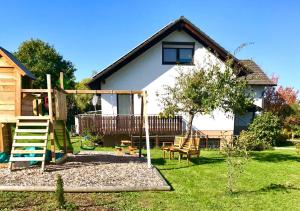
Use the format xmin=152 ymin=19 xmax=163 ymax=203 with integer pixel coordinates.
xmin=240 ymin=60 xmax=276 ymax=86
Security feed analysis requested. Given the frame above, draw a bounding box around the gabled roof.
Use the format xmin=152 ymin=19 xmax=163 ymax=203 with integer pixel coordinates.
xmin=0 ymin=46 xmax=35 ymax=80
xmin=88 ymin=16 xmax=273 ymax=88
xmin=240 ymin=60 xmax=276 ymax=86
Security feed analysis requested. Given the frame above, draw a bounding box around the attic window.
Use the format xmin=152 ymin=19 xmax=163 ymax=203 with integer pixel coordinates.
xmin=162 ymin=42 xmax=194 ymax=65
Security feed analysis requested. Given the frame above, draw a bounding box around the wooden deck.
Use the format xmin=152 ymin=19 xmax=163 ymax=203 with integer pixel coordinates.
xmin=77 ymin=115 xmax=183 ymax=136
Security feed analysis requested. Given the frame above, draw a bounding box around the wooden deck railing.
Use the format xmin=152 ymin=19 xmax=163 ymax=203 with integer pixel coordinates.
xmin=77 ymin=115 xmax=183 ymax=135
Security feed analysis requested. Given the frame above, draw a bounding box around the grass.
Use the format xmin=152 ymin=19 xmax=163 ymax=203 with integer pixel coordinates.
xmin=0 ymin=148 xmax=299 ymax=210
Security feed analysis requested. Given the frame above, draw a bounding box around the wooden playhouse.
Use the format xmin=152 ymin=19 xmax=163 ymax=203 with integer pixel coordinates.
xmin=0 ymin=47 xmax=69 ymax=171
xmin=0 ymin=47 xmax=36 ymax=152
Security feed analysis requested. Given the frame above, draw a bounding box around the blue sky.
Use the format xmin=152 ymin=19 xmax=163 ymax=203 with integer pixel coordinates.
xmin=0 ymin=0 xmax=299 ymax=91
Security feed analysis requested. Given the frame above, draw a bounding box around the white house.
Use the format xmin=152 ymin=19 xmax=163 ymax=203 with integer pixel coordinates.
xmin=86 ymin=17 xmax=275 ymax=145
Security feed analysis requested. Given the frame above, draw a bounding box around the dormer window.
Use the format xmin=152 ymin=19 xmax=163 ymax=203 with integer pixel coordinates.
xmin=162 ymin=42 xmax=194 ymax=65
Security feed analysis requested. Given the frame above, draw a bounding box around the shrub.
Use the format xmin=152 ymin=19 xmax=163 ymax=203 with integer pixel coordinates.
xmin=296 ymin=142 xmax=300 ymax=155
xmin=221 ymin=135 xmax=250 ymax=193
xmin=56 ymin=174 xmax=65 ymax=209
xmin=240 ymin=112 xmax=282 ymax=150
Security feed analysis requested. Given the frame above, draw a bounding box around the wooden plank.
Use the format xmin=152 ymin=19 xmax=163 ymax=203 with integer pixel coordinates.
xmin=47 ymin=74 xmax=55 ymax=162
xmin=0 ymin=123 xmax=3 ymax=152
xmin=11 ymin=150 xmax=45 ymax=154
xmin=0 ymin=111 xmax=15 ymax=119
xmin=0 ymin=72 xmax=15 ymax=79
xmin=0 ymin=67 xmax=14 ymax=73
xmin=0 ymin=105 xmax=15 ymax=111
xmin=21 ymin=89 xmax=50 ymax=93
xmin=0 ymin=85 xmax=15 ymax=92
xmin=17 ymin=122 xmax=49 ymax=126
xmin=17 ymin=116 xmax=50 ymax=120
xmin=143 ymin=92 xmax=151 ymax=168
xmin=16 ymin=129 xmax=48 ymax=133
xmin=0 ymin=92 xmax=15 ymax=104
xmin=14 ymin=135 xmax=47 ymax=140
xmin=0 ymin=79 xmax=15 ymax=85
xmin=64 ymin=89 xmax=143 ymax=94
xmin=55 ymin=90 xmax=67 ymax=120
xmin=60 ymin=72 xmax=64 ymax=89
xmin=15 ymin=72 xmax=21 ymax=116
xmin=10 ymin=157 xmax=44 ymax=162
xmin=13 ymin=143 xmax=47 ymax=147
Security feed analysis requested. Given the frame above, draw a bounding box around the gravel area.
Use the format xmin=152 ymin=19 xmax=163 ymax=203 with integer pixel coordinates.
xmin=0 ymin=151 xmax=167 ymax=190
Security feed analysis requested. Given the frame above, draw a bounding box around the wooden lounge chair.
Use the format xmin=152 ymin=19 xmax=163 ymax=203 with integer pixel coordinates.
xmin=178 ymin=137 xmax=200 ymax=165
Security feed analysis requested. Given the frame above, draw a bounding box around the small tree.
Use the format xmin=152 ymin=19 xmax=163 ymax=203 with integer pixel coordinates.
xmin=264 ymin=75 xmax=298 ymax=119
xmin=222 ymin=134 xmax=250 ymax=193
xmin=56 ymin=174 xmax=65 ymax=209
xmin=160 ymin=58 xmax=253 ymax=139
xmin=74 ymin=78 xmax=94 ymax=112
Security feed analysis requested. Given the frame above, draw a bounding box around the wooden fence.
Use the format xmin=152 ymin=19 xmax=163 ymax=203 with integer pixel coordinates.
xmin=77 ymin=115 xmax=183 ymax=136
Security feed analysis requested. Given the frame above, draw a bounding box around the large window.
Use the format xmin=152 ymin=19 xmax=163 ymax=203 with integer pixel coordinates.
xmin=162 ymin=42 xmax=194 ymax=65
xmin=117 ymin=94 xmax=134 ymax=115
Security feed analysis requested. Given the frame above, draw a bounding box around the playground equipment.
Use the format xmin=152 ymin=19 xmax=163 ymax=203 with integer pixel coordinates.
xmin=0 ymin=47 xmax=151 ymax=171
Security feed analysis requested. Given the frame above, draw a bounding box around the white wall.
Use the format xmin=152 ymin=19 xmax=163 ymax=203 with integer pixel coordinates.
xmin=100 ymin=30 xmax=263 ymax=131
xmin=251 ymin=85 xmax=265 ymax=108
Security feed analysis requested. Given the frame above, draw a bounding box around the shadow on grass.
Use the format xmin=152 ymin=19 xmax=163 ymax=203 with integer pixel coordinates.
xmin=233 ymin=183 xmax=300 ymax=195
xmin=152 ymin=156 xmax=225 ymax=171
xmin=252 ymin=151 xmax=299 ymax=163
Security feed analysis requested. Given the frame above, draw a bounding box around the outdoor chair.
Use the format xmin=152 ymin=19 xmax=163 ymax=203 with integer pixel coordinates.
xmin=178 ymin=137 xmax=200 ymax=165
xmin=162 ymin=136 xmax=183 ymax=159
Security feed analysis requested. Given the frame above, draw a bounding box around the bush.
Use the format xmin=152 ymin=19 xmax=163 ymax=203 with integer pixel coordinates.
xmin=296 ymin=142 xmax=300 ymax=155
xmin=56 ymin=174 xmax=65 ymax=209
xmin=240 ymin=112 xmax=282 ymax=150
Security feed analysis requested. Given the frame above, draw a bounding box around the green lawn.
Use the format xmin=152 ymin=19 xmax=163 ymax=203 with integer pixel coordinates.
xmin=0 ymin=148 xmax=299 ymax=210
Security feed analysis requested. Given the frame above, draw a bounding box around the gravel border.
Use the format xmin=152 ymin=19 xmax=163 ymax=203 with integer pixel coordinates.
xmin=0 ymin=151 xmax=171 ymax=192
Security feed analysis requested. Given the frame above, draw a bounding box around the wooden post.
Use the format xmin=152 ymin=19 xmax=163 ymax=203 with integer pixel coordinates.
xmin=0 ymin=123 xmax=12 ymax=153
xmin=139 ymin=95 xmax=144 ymax=157
xmin=15 ymin=72 xmax=21 ymax=116
xmin=47 ymin=74 xmax=56 ymax=162
xmin=59 ymin=72 xmax=64 ymax=89
xmin=155 ymin=135 xmax=159 ymax=148
xmin=143 ymin=91 xmax=151 ymax=168
xmin=0 ymin=123 xmax=3 ymax=152
xmin=60 ymin=72 xmax=68 ymax=154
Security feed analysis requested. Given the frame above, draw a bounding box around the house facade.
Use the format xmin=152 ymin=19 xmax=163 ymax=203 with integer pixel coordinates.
xmin=86 ymin=17 xmax=275 ymax=144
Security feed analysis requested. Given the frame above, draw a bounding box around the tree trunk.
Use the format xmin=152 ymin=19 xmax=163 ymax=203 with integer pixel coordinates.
xmin=185 ymin=112 xmax=195 ymax=140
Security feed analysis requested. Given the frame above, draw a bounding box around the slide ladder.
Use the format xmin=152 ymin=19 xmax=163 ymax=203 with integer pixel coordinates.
xmin=8 ymin=116 xmax=50 ymax=172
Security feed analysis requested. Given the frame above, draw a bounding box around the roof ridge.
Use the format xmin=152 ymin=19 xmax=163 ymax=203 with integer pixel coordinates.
xmin=88 ymin=16 xmax=239 ymax=87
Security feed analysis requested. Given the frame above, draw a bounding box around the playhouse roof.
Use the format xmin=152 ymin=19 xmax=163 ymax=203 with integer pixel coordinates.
xmin=0 ymin=46 xmax=35 ymax=80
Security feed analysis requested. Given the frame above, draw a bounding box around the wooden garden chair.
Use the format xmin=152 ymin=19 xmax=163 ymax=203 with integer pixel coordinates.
xmin=178 ymin=137 xmax=200 ymax=165
xmin=162 ymin=136 xmax=183 ymax=159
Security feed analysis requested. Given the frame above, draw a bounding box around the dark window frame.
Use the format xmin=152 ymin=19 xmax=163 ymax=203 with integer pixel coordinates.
xmin=162 ymin=42 xmax=195 ymax=65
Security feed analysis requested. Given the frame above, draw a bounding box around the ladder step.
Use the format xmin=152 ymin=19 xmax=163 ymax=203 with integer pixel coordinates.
xmin=17 ymin=116 xmax=50 ymax=120
xmin=11 ymin=150 xmax=45 ymax=154
xmin=10 ymin=157 xmax=45 ymax=162
xmin=14 ymin=135 xmax=47 ymax=140
xmin=17 ymin=122 xmax=49 ymax=126
xmin=13 ymin=143 xmax=47 ymax=147
xmin=15 ymin=129 xmax=48 ymax=133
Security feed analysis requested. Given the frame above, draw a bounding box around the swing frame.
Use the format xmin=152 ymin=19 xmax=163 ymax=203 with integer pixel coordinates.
xmin=66 ymin=90 xmax=151 ymax=168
